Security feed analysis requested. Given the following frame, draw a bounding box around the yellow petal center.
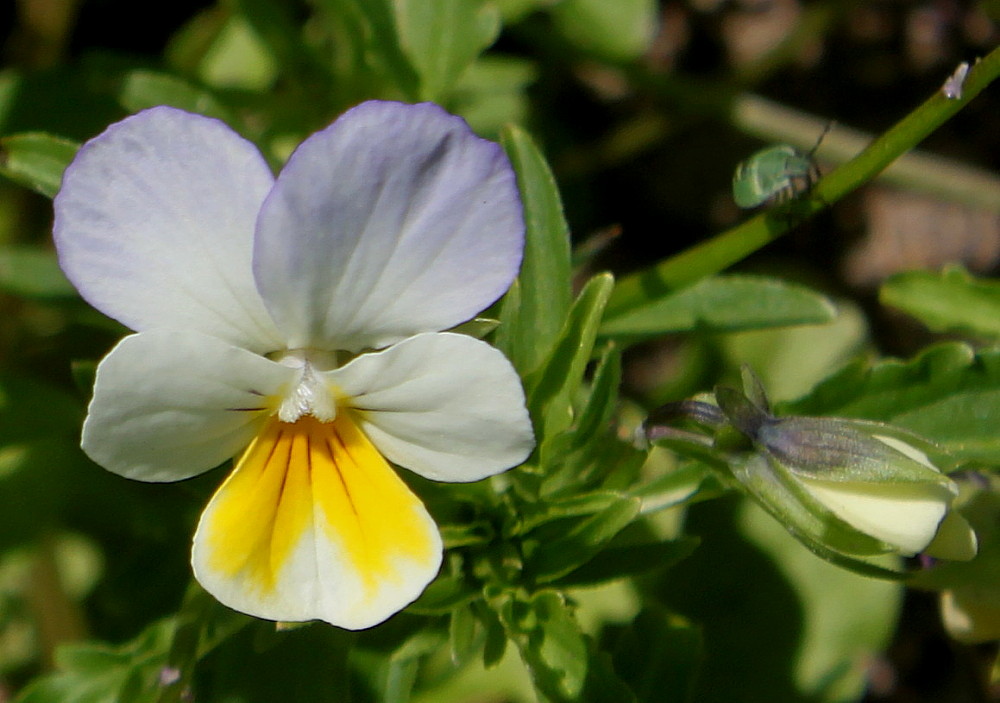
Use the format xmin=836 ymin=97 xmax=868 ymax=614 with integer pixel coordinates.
xmin=205 ymin=413 xmax=438 ymax=596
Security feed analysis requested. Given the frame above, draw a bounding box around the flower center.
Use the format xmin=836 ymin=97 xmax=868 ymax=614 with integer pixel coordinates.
xmin=270 ymin=349 xmax=340 ymax=423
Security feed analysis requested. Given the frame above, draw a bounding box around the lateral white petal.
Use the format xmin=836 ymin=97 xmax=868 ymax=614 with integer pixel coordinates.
xmin=253 ymin=100 xmax=524 ymax=351
xmin=53 ymin=107 xmax=282 ymax=352
xmin=83 ymin=330 xmax=297 ymax=482
xmin=798 ymin=476 xmax=952 ymax=555
xmin=328 ymin=332 xmax=535 ymax=482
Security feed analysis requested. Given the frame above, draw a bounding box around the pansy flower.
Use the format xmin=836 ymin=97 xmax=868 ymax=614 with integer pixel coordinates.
xmin=53 ymin=101 xmax=535 ymax=629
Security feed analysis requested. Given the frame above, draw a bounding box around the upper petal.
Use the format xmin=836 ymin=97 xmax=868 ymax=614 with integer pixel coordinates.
xmin=53 ymin=106 xmax=283 ymax=353
xmin=327 ymin=332 xmax=534 ymax=482
xmin=253 ymin=100 xmax=524 ymax=352
xmin=83 ymin=329 xmax=298 ymax=482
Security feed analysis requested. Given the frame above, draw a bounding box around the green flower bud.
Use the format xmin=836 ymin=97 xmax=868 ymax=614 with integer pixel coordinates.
xmin=715 ymin=374 xmax=977 ymax=562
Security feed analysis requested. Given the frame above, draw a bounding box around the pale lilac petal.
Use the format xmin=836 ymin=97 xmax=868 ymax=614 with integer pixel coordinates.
xmin=327 ymin=332 xmax=534 ymax=482
xmin=253 ymin=101 xmax=524 ymax=352
xmin=54 ymin=107 xmax=283 ymax=353
xmin=83 ymin=330 xmax=298 ymax=482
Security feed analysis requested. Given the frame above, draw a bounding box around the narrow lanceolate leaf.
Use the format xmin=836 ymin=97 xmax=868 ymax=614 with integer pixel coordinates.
xmin=599 ymin=274 xmax=836 ymax=342
xmin=497 ymin=125 xmax=574 ymax=377
xmin=880 ymin=266 xmax=1000 ymax=338
xmin=787 ymin=342 xmax=1000 ymax=464
xmin=570 ymin=344 xmax=622 ymax=450
xmin=395 ymin=0 xmax=501 ymax=101
xmin=526 ymin=493 xmax=642 ymax=583
xmin=527 ymin=273 xmax=614 ymax=441
xmin=0 ymin=133 xmax=79 ymax=198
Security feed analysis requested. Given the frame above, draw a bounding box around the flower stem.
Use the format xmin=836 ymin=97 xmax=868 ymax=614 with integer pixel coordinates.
xmin=605 ymin=44 xmax=1000 ymax=319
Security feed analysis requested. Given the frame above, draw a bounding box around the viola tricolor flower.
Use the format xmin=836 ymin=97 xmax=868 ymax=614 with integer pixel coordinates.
xmin=53 ymin=101 xmax=535 ymax=629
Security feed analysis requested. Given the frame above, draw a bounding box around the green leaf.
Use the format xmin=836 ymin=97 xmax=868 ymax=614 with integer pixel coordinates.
xmin=552 ymin=537 xmax=699 ymax=587
xmin=232 ymin=0 xmax=325 ymax=82
xmin=496 ymin=124 xmax=574 ymax=377
xmin=407 ymin=574 xmax=478 ymax=615
xmin=492 ymin=589 xmax=589 ymax=702
xmin=0 ymin=133 xmax=79 ymax=198
xmin=451 ymin=56 xmax=536 ymax=137
xmin=612 ymin=608 xmax=702 ymax=703
xmin=600 ymin=274 xmax=836 ymax=341
xmin=395 ymin=0 xmax=501 ymax=102
xmin=0 ymin=246 xmax=76 ymax=299
xmin=719 ymin=301 xmax=867 ymax=404
xmin=570 ymin=344 xmax=622 ymax=449
xmin=880 ymin=265 xmax=1000 ymax=338
xmin=314 ymin=0 xmax=420 ymax=99
xmin=526 ymin=273 xmax=614 ymax=441
xmin=787 ymin=342 xmax=1000 ymax=464
xmin=448 ymin=604 xmax=478 ymax=667
xmin=550 ymin=0 xmax=656 ymax=62
xmin=118 ymin=70 xmax=233 ymax=122
xmin=526 ymin=493 xmax=641 ymax=582
xmin=15 ymin=622 xmax=173 ymax=703
xmin=737 ymin=500 xmax=902 ymax=702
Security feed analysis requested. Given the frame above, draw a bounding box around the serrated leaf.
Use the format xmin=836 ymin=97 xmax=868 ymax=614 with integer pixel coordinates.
xmin=550 ymin=0 xmax=657 ymax=62
xmin=515 ymin=591 xmax=589 ymax=702
xmin=787 ymin=343 xmax=1000 ymax=464
xmin=600 ymin=274 xmax=836 ymax=341
xmin=496 ymin=124 xmax=574 ymax=377
xmin=881 ymin=266 xmax=1000 ymax=338
xmin=0 ymin=133 xmax=79 ymax=198
xmin=0 ymin=246 xmax=76 ymax=299
xmin=527 ymin=493 xmax=641 ymax=582
xmin=395 ymin=0 xmax=500 ymax=101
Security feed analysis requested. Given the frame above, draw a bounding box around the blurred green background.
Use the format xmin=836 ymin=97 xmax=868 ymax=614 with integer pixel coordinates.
xmin=0 ymin=1 xmax=998 ymax=701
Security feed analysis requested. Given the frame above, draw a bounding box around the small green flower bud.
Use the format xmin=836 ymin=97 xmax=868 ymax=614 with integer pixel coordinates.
xmin=716 ymin=370 xmax=977 ymax=562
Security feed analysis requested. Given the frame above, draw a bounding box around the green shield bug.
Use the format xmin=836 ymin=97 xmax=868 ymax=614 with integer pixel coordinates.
xmin=732 ymin=144 xmax=819 ymax=208
xmin=731 ymin=123 xmax=832 ymax=209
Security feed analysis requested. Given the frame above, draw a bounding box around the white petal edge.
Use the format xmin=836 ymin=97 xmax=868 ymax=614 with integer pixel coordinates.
xmin=253 ymin=100 xmax=524 ymax=352
xmin=83 ymin=330 xmax=297 ymax=482
xmin=797 ymin=476 xmax=952 ymax=555
xmin=53 ymin=106 xmax=283 ymax=353
xmin=328 ymin=332 xmax=535 ymax=482
xmin=193 ymin=498 xmax=443 ymax=629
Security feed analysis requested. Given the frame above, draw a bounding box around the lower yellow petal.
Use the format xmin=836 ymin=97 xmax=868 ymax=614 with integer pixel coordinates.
xmin=192 ymin=414 xmax=442 ymax=628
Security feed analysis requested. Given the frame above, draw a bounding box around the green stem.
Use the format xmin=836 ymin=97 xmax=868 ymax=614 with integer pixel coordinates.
xmin=605 ymin=44 xmax=1000 ymax=318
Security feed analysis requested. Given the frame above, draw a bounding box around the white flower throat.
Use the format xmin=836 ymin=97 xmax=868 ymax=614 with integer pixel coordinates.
xmin=271 ymin=349 xmax=340 ymax=423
